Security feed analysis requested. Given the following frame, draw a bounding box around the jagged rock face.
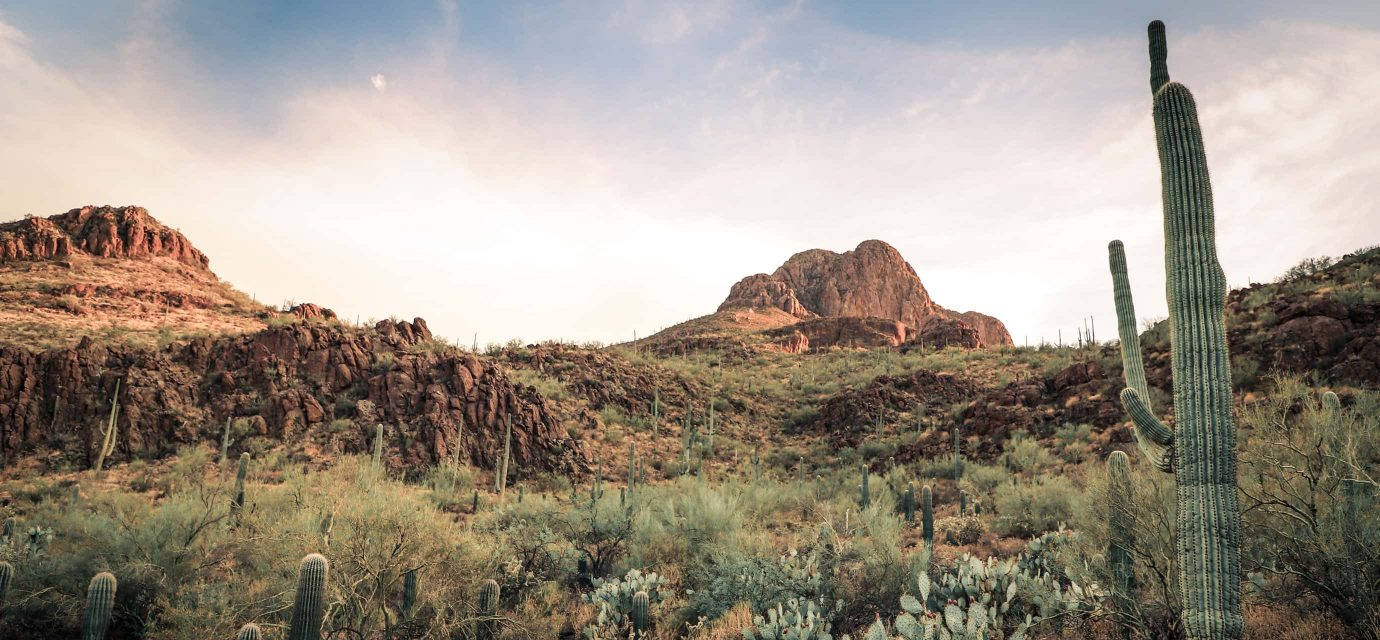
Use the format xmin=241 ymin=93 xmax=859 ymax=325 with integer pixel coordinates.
xmin=764 ymin=317 xmax=912 ymax=352
xmin=0 ymin=206 xmax=209 ymax=269
xmin=0 ymin=317 xmax=587 ymax=475
xmin=718 ymin=240 xmax=1012 ymax=348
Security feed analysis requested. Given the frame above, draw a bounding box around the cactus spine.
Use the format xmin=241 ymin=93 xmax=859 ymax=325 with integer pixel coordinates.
xmin=82 ymin=572 xmax=117 ymax=640
xmin=93 ymin=378 xmax=120 ymax=471
xmin=401 ymin=569 xmax=417 ymax=621
xmin=921 ymin=485 xmax=934 ymax=547
xmin=236 ymin=623 xmax=264 ymax=640
xmin=478 ymin=578 xmax=500 ymax=640
xmin=1105 ymin=21 xmax=1242 ymax=639
xmin=1107 ymin=450 xmax=1136 ymax=637
xmin=632 ymin=589 xmax=650 ymax=638
xmin=0 ymin=560 xmax=12 ymax=608
xmin=288 ymin=553 xmax=328 ymax=640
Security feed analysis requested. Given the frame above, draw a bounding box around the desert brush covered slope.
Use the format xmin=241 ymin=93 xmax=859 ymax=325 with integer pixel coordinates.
xmin=0 ymin=23 xmax=1378 ymax=640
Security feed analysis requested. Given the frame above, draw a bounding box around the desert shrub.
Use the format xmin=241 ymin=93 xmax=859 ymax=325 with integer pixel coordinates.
xmin=1000 ymin=431 xmax=1057 ymax=474
xmin=960 ymin=462 xmax=1012 ymax=502
xmin=1239 ymin=379 xmax=1380 ymax=640
xmin=561 ymin=494 xmax=640 ymax=580
xmin=836 ymin=504 xmax=908 ymax=629
xmin=993 ymin=474 xmax=1081 ymax=538
xmin=1277 ymin=255 xmax=1336 ymax=283
xmin=473 ymin=497 xmax=569 ymax=597
xmin=687 ymin=549 xmax=838 ymax=625
xmin=936 ymin=515 xmax=985 ymax=546
xmin=1050 ymin=422 xmax=1093 ymax=464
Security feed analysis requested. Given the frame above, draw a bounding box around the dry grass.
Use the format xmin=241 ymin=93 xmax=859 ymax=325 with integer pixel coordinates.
xmin=0 ymin=255 xmax=268 ymax=350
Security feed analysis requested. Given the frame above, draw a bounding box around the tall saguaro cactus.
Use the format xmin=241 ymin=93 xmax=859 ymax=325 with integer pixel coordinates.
xmin=82 ymin=572 xmax=118 ymax=640
xmin=288 ymin=554 xmax=329 ymax=640
xmin=93 ymin=379 xmax=121 ymax=472
xmin=1107 ymin=451 xmax=1137 ymax=637
xmin=1105 ymin=20 xmax=1242 ymax=640
xmin=921 ymin=485 xmax=934 ymax=547
xmin=232 ymin=452 xmax=250 ymax=521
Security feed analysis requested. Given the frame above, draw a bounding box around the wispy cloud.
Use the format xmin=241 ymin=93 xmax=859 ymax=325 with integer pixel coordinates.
xmin=0 ymin=8 xmax=1376 ymax=347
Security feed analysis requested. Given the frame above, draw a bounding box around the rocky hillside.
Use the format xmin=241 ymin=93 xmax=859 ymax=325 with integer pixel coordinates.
xmin=0 ymin=206 xmax=268 ymax=350
xmin=648 ymin=240 xmax=1012 ymax=355
xmin=0 ymin=206 xmax=587 ymax=477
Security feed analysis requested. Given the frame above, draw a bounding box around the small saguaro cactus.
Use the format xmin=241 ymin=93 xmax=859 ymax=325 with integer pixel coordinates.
xmin=921 ymin=485 xmax=934 ymax=547
xmin=495 ymin=417 xmax=512 ymax=494
xmin=903 ymin=483 xmax=916 ymax=524
xmin=236 ymin=623 xmax=264 ymax=640
xmin=1104 ymin=20 xmax=1243 ymax=640
xmin=401 ymin=569 xmax=417 ymax=621
xmin=478 ymin=578 xmax=501 ymax=640
xmin=1107 ymin=451 xmax=1137 ymax=637
xmin=372 ymin=423 xmax=384 ymax=472
xmin=0 ymin=560 xmax=13 ymax=607
xmin=288 ymin=554 xmax=329 ymax=640
xmin=471 ymin=490 xmax=479 ymax=513
xmin=628 ymin=442 xmax=637 ymax=494
xmin=232 ymin=452 xmax=250 ymax=520
xmin=632 ymin=589 xmax=650 ymax=638
xmin=860 ymin=464 xmax=871 ymax=508
xmin=93 ymin=378 xmax=121 ymax=472
xmin=220 ymin=416 xmax=233 ymax=467
xmin=82 ymin=571 xmax=118 ymax=640
xmin=959 ymin=490 xmax=968 ymax=517
xmin=952 ymin=423 xmax=964 ymax=478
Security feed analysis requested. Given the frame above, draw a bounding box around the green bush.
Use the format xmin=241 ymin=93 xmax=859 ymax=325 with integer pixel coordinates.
xmin=993 ymin=475 xmax=1081 ymax=538
xmin=1000 ymin=432 xmax=1056 ymax=474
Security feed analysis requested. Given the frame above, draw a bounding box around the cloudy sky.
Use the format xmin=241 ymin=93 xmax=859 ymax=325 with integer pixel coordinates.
xmin=2 ymin=1 xmax=1378 ymax=347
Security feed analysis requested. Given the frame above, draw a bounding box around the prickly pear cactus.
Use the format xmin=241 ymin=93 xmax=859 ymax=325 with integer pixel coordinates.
xmin=288 ymin=553 xmax=328 ymax=640
xmin=82 ymin=572 xmax=118 ymax=640
xmin=742 ymin=597 xmax=839 ymax=640
xmin=581 ymin=569 xmax=667 ymax=639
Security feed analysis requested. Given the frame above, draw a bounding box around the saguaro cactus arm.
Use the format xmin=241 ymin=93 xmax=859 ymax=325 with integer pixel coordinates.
xmin=1108 ymin=240 xmax=1175 ymax=473
xmin=1148 ymin=20 xmax=1170 ymax=94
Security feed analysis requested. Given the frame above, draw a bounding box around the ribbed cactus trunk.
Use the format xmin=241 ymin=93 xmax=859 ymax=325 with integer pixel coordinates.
xmin=921 ymin=485 xmax=934 ymax=547
xmin=959 ymin=490 xmax=968 ymax=517
xmin=236 ymin=623 xmax=264 ymax=640
xmin=628 ymin=442 xmax=637 ymax=495
xmin=903 ymin=483 xmax=916 ymax=524
xmin=0 ymin=561 xmax=12 ymax=608
xmin=82 ymin=572 xmax=117 ymax=640
xmin=478 ymin=579 xmax=501 ymax=640
xmin=401 ymin=569 xmax=417 ymax=621
xmin=1104 ymin=20 xmax=1243 ymax=640
xmin=952 ymin=424 xmax=964 ymax=478
xmin=1107 ymin=451 xmax=1137 ymax=638
xmin=232 ymin=452 xmax=250 ymax=519
xmin=496 ymin=417 xmax=511 ymax=494
xmin=288 ymin=553 xmax=329 ymax=640
xmin=632 ymin=590 xmax=650 ymax=638
xmin=372 ymin=423 xmax=384 ymax=472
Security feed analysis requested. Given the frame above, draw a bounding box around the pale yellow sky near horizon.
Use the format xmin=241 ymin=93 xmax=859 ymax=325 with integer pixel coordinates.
xmin=1 ymin=12 xmax=1378 ymax=347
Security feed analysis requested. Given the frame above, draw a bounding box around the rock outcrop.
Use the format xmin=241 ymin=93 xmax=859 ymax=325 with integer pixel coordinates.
xmin=718 ymin=240 xmax=1012 ymax=349
xmin=0 ymin=317 xmax=587 ymax=475
xmin=0 ymin=206 xmax=209 ymax=269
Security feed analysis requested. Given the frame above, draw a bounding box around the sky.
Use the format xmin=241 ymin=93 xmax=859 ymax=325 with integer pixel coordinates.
xmin=2 ymin=1 xmax=1378 ymax=348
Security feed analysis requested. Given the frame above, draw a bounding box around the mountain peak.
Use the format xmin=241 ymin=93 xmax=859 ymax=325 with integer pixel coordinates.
xmin=0 ymin=205 xmax=209 ymax=270
xmin=718 ymin=239 xmax=1011 ymax=348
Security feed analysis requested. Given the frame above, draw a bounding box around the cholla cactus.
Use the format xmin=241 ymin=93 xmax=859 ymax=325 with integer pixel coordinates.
xmin=82 ymin=572 xmax=118 ymax=640
xmin=743 ymin=597 xmax=839 ymax=640
xmin=581 ymin=569 xmax=668 ymax=639
xmin=236 ymin=623 xmax=264 ymax=640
